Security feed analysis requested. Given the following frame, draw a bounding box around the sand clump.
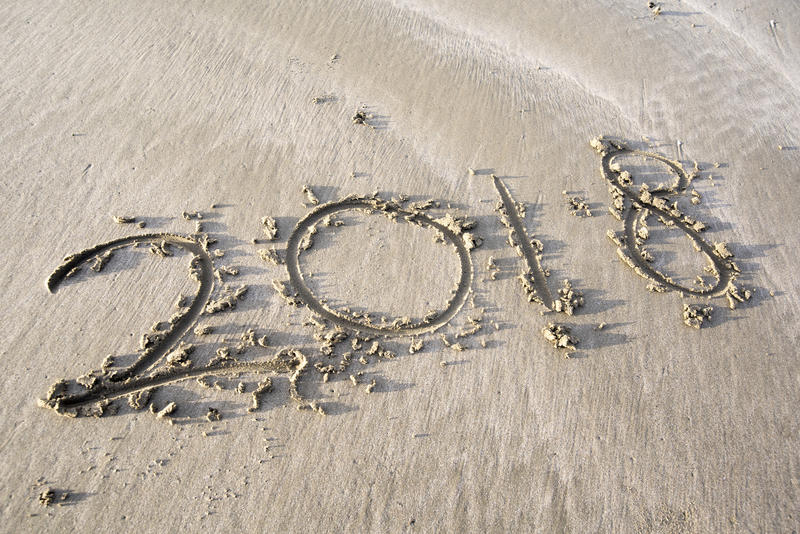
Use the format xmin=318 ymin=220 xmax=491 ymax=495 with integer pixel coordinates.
xmin=485 ymin=255 xmax=500 ymax=280
xmin=153 ymin=402 xmax=177 ymax=420
xmin=261 ymin=216 xmax=279 ymax=241
xmin=205 ymin=285 xmax=248 ymax=314
xmin=258 ymin=247 xmax=284 ymax=265
xmin=90 ymin=250 xmax=113 ymax=272
xmin=38 ymin=487 xmax=57 ymax=507
xmin=682 ymin=304 xmax=713 ymax=329
xmin=127 ymin=388 xmax=153 ymax=410
xmin=301 ymin=185 xmax=319 ymax=206
xmin=194 ymin=324 xmax=213 ymax=336
xmin=352 ymin=110 xmax=373 ymax=126
xmin=553 ymin=279 xmax=584 ymax=316
xmin=562 ymin=191 xmax=592 ymax=217
xmin=541 ymin=323 xmax=577 ymax=353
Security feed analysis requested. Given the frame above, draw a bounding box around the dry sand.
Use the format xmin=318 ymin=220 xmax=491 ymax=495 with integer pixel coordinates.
xmin=1 ymin=0 xmax=799 ymax=532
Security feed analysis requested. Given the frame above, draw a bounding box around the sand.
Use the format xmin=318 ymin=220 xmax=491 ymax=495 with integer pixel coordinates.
xmin=1 ymin=0 xmax=799 ymax=531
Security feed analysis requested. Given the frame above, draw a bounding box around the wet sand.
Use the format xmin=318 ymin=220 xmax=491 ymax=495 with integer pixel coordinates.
xmin=1 ymin=1 xmax=799 ymax=532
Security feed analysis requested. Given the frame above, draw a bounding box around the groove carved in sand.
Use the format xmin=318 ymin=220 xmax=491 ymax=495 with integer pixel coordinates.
xmin=285 ymin=195 xmax=474 ymax=336
xmin=47 ymin=233 xmax=215 ymax=383
xmin=490 ymin=176 xmax=584 ymax=350
xmin=491 ymin=175 xmax=555 ymax=310
xmin=591 ymin=137 xmax=739 ymax=299
xmin=42 ymin=233 xmax=311 ymax=416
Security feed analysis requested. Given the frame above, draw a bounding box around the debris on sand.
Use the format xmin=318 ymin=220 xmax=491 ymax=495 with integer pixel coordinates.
xmin=235 ymin=329 xmax=257 ymax=354
xmin=205 ymin=285 xmax=248 ymax=314
xmin=194 ymin=324 xmax=213 ymax=336
xmin=553 ymin=279 xmax=584 ymax=316
xmin=206 ymin=407 xmax=221 ymax=422
xmin=43 ymin=379 xmax=68 ymax=402
xmin=182 ymin=210 xmax=203 ymax=221
xmin=272 ymin=279 xmax=301 ymax=306
xmin=38 ymin=487 xmax=57 ymax=506
xmin=713 ymin=242 xmax=733 ymax=259
xmin=590 ymin=136 xmax=617 ymax=156
xmin=258 ymin=247 xmax=284 ymax=265
xmin=248 ymin=378 xmax=273 ymax=412
xmin=486 ymin=256 xmax=500 ymax=280
xmin=726 ymin=284 xmax=752 ymax=310
xmin=112 ymin=215 xmax=135 ymax=224
xmin=209 ymin=346 xmax=234 ymax=366
xmin=439 ymin=334 xmax=465 ymax=352
xmin=64 ymin=265 xmax=81 ymax=279
xmin=76 ymin=371 xmax=101 ymax=390
xmin=562 ymin=191 xmax=592 ymax=217
xmin=153 ymin=402 xmax=177 ymax=420
xmin=216 ymin=265 xmax=239 ymax=279
xmin=165 ymin=342 xmax=194 ymax=368
xmin=352 ymin=111 xmax=368 ymax=125
xmin=149 ymin=240 xmax=172 ymax=257
xmin=541 ymin=323 xmax=577 ymax=352
xmin=127 ymin=388 xmax=153 ymax=410
xmin=261 ymin=216 xmax=279 ymax=241
xmin=302 ymin=185 xmax=320 ymax=206
xmin=320 ymin=214 xmax=343 ymax=227
xmin=682 ymin=304 xmax=712 ymax=329
xmin=90 ymin=250 xmax=113 ymax=272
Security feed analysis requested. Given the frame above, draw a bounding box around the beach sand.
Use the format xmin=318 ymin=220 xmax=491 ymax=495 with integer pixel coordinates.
xmin=1 ymin=1 xmax=799 ymax=531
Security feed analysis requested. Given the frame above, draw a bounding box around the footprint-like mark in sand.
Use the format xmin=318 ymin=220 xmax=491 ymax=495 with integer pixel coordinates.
xmin=43 ymin=233 xmax=309 ymax=416
xmin=591 ymin=137 xmax=740 ymax=301
xmin=285 ymin=195 xmax=474 ymax=336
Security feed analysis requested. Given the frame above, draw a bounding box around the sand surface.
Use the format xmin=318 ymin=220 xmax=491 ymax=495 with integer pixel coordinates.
xmin=1 ymin=1 xmax=799 ymax=532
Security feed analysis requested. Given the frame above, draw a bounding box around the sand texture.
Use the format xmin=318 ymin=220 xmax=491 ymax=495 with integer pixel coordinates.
xmin=1 ymin=0 xmax=799 ymax=532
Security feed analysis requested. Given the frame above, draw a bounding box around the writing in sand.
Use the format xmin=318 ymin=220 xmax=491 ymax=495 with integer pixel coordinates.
xmin=39 ymin=138 xmax=752 ymax=419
